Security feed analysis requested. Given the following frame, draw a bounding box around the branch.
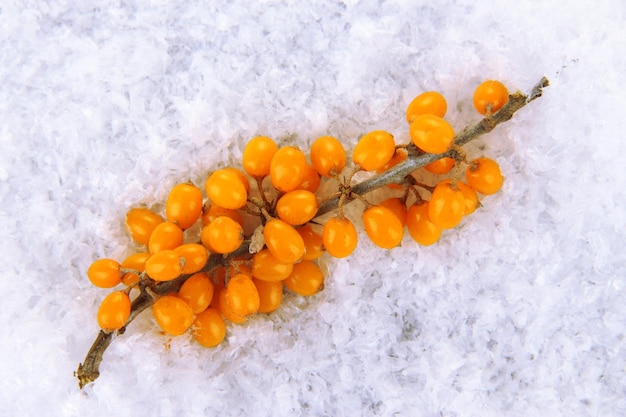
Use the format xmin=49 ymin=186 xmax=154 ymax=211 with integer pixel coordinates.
xmin=76 ymin=76 xmax=549 ymax=388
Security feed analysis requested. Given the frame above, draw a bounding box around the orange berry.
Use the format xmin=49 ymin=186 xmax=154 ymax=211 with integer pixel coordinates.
xmin=87 ymin=258 xmax=122 ymax=288
xmin=310 ymin=135 xmax=346 ymax=177
xmin=253 ymin=279 xmax=283 ymax=313
xmin=201 ymin=216 xmax=244 ymax=254
xmin=145 ymin=250 xmax=184 ymax=281
xmin=322 ymin=216 xmax=357 ymax=258
xmin=148 ymin=221 xmax=184 ymax=254
xmin=406 ymin=201 xmax=442 ymax=246
xmin=152 ymin=294 xmax=194 ymax=336
xmin=456 ymin=181 xmax=479 ymax=215
xmin=216 ymin=287 xmax=247 ymax=324
xmin=126 ymin=208 xmax=163 ymax=246
xmin=223 ymin=167 xmax=251 ymax=193
xmin=406 ymin=91 xmax=447 ymax=123
xmin=201 ymin=203 xmax=243 ymax=227
xmin=473 ymin=80 xmax=509 ymax=115
xmin=192 ymin=307 xmax=226 ymax=347
xmin=263 ymin=219 xmax=305 ymax=263
xmin=297 ymin=224 xmax=324 ymax=261
xmin=409 ymin=114 xmax=455 ymax=154
xmin=174 ymin=243 xmax=208 ymax=274
xmin=242 ymin=136 xmax=278 ymax=178
xmin=97 ymin=291 xmax=131 ymax=330
xmin=362 ymin=205 xmax=404 ymax=249
xmin=205 ymin=169 xmax=248 ymax=210
xmin=165 ymin=182 xmax=203 ymax=230
xmin=276 ymin=190 xmax=319 ymax=226
xmin=226 ymin=273 xmax=260 ymax=317
xmin=424 ymin=157 xmax=455 ymax=175
xmin=465 ymin=157 xmax=504 ymax=195
xmin=297 ymin=163 xmax=321 ymax=193
xmin=428 ymin=180 xmax=465 ymax=229
xmin=251 ymin=248 xmax=294 ymax=282
xmin=179 ymin=272 xmax=214 ymax=314
xmin=352 ymin=130 xmax=396 ymax=171
xmin=284 ymin=260 xmax=324 ymax=296
xmin=379 ymin=197 xmax=407 ymax=226
xmin=121 ymin=252 xmax=150 ymax=287
xmin=269 ymin=146 xmax=308 ymax=193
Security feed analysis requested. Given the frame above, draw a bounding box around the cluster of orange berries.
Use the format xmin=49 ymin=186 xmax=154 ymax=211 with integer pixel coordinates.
xmin=86 ymin=79 xmax=509 ymax=349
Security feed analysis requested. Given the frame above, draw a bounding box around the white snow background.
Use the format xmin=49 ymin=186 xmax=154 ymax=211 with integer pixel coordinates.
xmin=1 ymin=0 xmax=625 ymax=416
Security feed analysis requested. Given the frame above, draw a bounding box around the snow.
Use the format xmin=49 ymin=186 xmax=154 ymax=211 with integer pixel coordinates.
xmin=1 ymin=1 xmax=625 ymax=416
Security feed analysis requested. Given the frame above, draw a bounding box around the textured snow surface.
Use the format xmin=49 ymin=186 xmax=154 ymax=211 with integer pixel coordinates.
xmin=1 ymin=1 xmax=625 ymax=416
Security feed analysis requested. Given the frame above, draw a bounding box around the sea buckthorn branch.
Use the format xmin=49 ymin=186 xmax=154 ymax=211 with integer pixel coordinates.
xmin=76 ymin=76 xmax=549 ymax=389
xmin=317 ymin=76 xmax=550 ymax=216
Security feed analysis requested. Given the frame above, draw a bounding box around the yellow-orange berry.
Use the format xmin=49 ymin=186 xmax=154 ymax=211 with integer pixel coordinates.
xmin=352 ymin=130 xmax=396 ymax=171
xmin=174 ymin=243 xmax=208 ymax=274
xmin=145 ymin=250 xmax=184 ymax=281
xmin=322 ymin=216 xmax=358 ymax=258
xmin=284 ymin=260 xmax=324 ymax=296
xmin=406 ymin=91 xmax=447 ymax=123
xmin=205 ymin=169 xmax=248 ymax=210
xmin=424 ymin=157 xmax=455 ymax=175
xmin=97 ymin=291 xmax=131 ymax=330
xmin=165 ymin=182 xmax=203 ymax=230
xmin=126 ymin=208 xmax=164 ymax=246
xmin=406 ymin=201 xmax=442 ymax=246
xmin=179 ymin=272 xmax=214 ymax=314
xmin=428 ymin=180 xmax=465 ymax=229
xmin=253 ymin=279 xmax=283 ymax=313
xmin=276 ymin=190 xmax=319 ymax=226
xmin=152 ymin=295 xmax=195 ymax=336
xmin=362 ymin=205 xmax=404 ymax=249
xmin=88 ymin=258 xmax=122 ymax=288
xmin=201 ymin=216 xmax=244 ymax=254
xmin=310 ymin=135 xmax=346 ymax=177
xmin=269 ymin=146 xmax=308 ymax=193
xmin=263 ymin=219 xmax=305 ymax=264
xmin=297 ymin=224 xmax=324 ymax=261
xmin=409 ymin=114 xmax=455 ymax=154
xmin=192 ymin=307 xmax=226 ymax=348
xmin=242 ymin=136 xmax=278 ymax=178
xmin=251 ymin=248 xmax=294 ymax=282
xmin=473 ymin=80 xmax=509 ymax=115
xmin=465 ymin=157 xmax=504 ymax=195
xmin=226 ymin=273 xmax=260 ymax=317
xmin=148 ymin=221 xmax=184 ymax=254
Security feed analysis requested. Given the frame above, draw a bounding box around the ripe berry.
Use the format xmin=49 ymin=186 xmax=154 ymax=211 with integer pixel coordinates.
xmin=216 ymin=287 xmax=247 ymax=324
xmin=428 ymin=180 xmax=465 ymax=229
xmin=322 ymin=216 xmax=358 ymax=258
xmin=263 ymin=219 xmax=305 ymax=264
xmin=276 ymin=190 xmax=319 ymax=226
xmin=242 ymin=136 xmax=278 ymax=178
xmin=297 ymin=224 xmax=324 ymax=261
xmin=192 ymin=307 xmax=226 ymax=347
xmin=406 ymin=91 xmax=447 ymax=123
xmin=465 ymin=157 xmax=504 ymax=195
xmin=174 ymin=243 xmax=208 ymax=274
xmin=409 ymin=114 xmax=455 ymax=154
xmin=379 ymin=197 xmax=407 ymax=226
xmin=352 ymin=130 xmax=396 ymax=171
xmin=88 ymin=258 xmax=122 ymax=288
xmin=145 ymin=250 xmax=184 ymax=281
xmin=148 ymin=221 xmax=184 ymax=254
xmin=310 ymin=135 xmax=346 ymax=177
xmin=152 ymin=295 xmax=195 ymax=336
xmin=97 ymin=291 xmax=131 ymax=331
xmin=284 ymin=260 xmax=324 ymax=296
xmin=126 ymin=208 xmax=163 ymax=246
xmin=455 ymin=181 xmax=479 ymax=215
xmin=201 ymin=203 xmax=243 ymax=227
xmin=362 ymin=205 xmax=404 ymax=249
xmin=226 ymin=273 xmax=260 ymax=317
xmin=424 ymin=157 xmax=455 ymax=175
xmin=201 ymin=216 xmax=244 ymax=254
xmin=406 ymin=201 xmax=442 ymax=246
xmin=165 ymin=182 xmax=203 ymax=230
xmin=269 ymin=146 xmax=308 ymax=193
xmin=251 ymin=248 xmax=294 ymax=282
xmin=297 ymin=163 xmax=321 ymax=193
xmin=205 ymin=169 xmax=248 ymax=210
xmin=253 ymin=278 xmax=283 ymax=313
xmin=179 ymin=272 xmax=214 ymax=314
xmin=121 ymin=252 xmax=150 ymax=287
xmin=473 ymin=80 xmax=509 ymax=115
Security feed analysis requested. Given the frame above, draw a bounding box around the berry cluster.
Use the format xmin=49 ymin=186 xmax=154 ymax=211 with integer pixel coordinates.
xmin=78 ymin=76 xmax=549 ymax=388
